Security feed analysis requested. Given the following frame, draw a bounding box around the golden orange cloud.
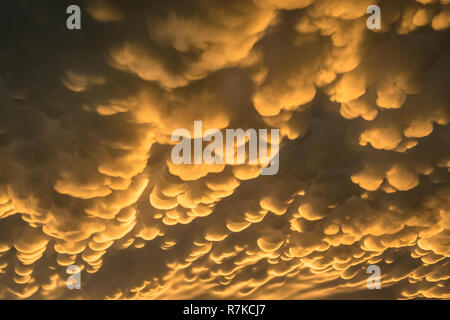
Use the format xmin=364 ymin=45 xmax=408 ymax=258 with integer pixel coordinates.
xmin=0 ymin=0 xmax=448 ymax=300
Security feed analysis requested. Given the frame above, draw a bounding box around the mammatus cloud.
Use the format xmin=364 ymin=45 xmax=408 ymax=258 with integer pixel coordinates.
xmin=0 ymin=0 xmax=448 ymax=299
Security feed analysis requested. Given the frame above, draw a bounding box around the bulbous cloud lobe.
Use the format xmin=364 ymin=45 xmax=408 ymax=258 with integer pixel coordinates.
xmin=0 ymin=0 xmax=449 ymax=299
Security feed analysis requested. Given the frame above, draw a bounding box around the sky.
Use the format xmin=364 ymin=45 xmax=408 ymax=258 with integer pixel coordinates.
xmin=0 ymin=0 xmax=449 ymax=299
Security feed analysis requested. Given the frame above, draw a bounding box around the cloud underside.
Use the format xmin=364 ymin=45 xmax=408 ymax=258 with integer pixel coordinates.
xmin=0 ymin=0 xmax=449 ymax=299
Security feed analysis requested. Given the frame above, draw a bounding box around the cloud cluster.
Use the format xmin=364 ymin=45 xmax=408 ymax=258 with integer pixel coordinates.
xmin=0 ymin=0 xmax=448 ymax=299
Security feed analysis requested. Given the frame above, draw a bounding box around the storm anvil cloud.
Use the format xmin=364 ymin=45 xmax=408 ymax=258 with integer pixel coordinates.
xmin=0 ymin=0 xmax=448 ymax=300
